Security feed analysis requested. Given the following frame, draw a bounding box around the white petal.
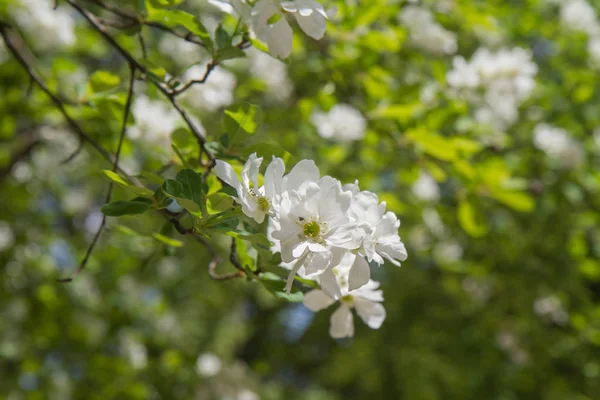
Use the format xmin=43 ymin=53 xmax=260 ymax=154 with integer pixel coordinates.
xmin=267 ymin=18 xmax=293 ymax=59
xmin=303 ymin=289 xmax=335 ymax=311
xmin=304 ymin=251 xmax=332 ymax=276
xmin=354 ymin=298 xmax=386 ymax=329
xmin=317 ymin=266 xmax=342 ymax=299
xmin=214 ymin=160 xmax=243 ymax=195
xmin=329 ymin=305 xmax=354 ymax=338
xmin=242 ymin=153 xmax=262 ymax=191
xmin=264 ymin=156 xmax=285 ymax=198
xmin=294 ymin=12 xmax=326 ymax=40
xmin=348 ymin=255 xmax=370 ymax=291
xmin=283 ymin=159 xmax=320 ymax=191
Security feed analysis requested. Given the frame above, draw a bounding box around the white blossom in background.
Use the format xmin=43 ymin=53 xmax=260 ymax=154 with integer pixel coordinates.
xmin=304 ymin=260 xmax=386 ymax=339
xmin=237 ymin=390 xmax=260 ymax=400
xmin=130 ymin=96 xmax=181 ymax=147
xmin=12 ymin=0 xmax=75 ymax=49
xmin=447 ymin=47 xmax=538 ymax=131
xmin=209 ymin=0 xmax=335 ymax=58
xmin=533 ymin=295 xmax=568 ymax=326
xmin=433 ymin=240 xmax=463 ymax=263
xmin=158 ymin=36 xmax=204 ymax=67
xmin=398 ymin=5 xmax=457 ymax=55
xmin=182 ymin=64 xmax=236 ymax=112
xmin=411 ymin=171 xmax=440 ymax=202
xmin=196 ymin=353 xmax=222 ymax=377
xmin=310 ymin=104 xmax=367 ymax=142
xmin=216 ymin=155 xmax=407 ymax=314
xmin=560 ymin=0 xmax=599 ymax=36
xmin=0 ymin=222 xmax=15 ymax=252
xmin=533 ymin=123 xmax=584 ymax=168
xmin=248 ymin=48 xmax=293 ymax=102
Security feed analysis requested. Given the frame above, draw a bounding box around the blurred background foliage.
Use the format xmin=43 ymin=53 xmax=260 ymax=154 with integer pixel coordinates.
xmin=1 ymin=0 xmax=600 ymax=398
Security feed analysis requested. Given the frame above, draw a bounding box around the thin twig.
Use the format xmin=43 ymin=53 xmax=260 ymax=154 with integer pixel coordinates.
xmin=0 ymin=23 xmax=132 ymax=179
xmin=138 ymin=28 xmax=147 ymax=60
xmin=58 ymin=64 xmax=136 ymax=282
xmin=171 ymin=61 xmax=217 ymax=96
xmin=60 ymin=136 xmax=85 ymax=164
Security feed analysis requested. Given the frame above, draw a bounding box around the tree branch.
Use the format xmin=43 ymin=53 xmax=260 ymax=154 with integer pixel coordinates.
xmin=0 ymin=22 xmax=132 ymax=179
xmin=58 ymin=64 xmax=136 ymax=282
xmin=66 ymin=0 xmax=215 ymax=164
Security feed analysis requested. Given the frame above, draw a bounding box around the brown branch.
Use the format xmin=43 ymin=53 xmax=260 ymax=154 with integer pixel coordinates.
xmin=66 ymin=0 xmax=214 ymax=164
xmin=58 ymin=64 xmax=136 ymax=282
xmin=0 ymin=23 xmax=133 ymax=179
xmin=171 ymin=61 xmax=217 ymax=96
xmin=60 ymin=136 xmax=85 ymax=164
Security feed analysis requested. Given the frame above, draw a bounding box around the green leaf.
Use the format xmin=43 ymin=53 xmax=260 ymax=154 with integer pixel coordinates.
xmin=489 ymin=189 xmax=535 ymax=212
xmin=259 ymin=273 xmax=304 ymax=302
xmin=457 ymin=200 xmax=488 ymax=238
xmin=146 ymin=0 xmax=185 ymax=8
xmin=101 ymin=198 xmax=153 ymax=216
xmin=161 ymin=169 xmax=206 ymax=213
xmin=216 ymin=46 xmax=246 ymax=62
xmin=103 ymin=170 xmax=130 ymax=186
xmin=225 ymin=231 xmax=271 ymax=248
xmin=89 ymin=70 xmax=120 ymax=93
xmin=215 ymin=24 xmax=229 ymax=49
xmin=103 ymin=170 xmax=154 ymax=197
xmin=152 ymin=233 xmax=184 ymax=247
xmin=224 ymin=103 xmax=262 ymax=145
xmin=405 ymin=128 xmax=458 ymax=162
xmin=207 ymin=192 xmax=234 ymax=213
xmin=145 ymin=6 xmax=212 ymax=50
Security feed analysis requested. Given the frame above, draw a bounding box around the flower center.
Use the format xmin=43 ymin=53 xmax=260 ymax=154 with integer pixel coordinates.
xmin=303 ymin=221 xmax=321 ymax=238
xmin=257 ymin=197 xmax=270 ymax=212
xmin=341 ymin=295 xmax=354 ymax=305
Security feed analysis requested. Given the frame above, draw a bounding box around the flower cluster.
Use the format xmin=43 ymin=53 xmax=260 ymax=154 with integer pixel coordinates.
xmin=446 ymin=47 xmax=538 ymax=131
xmin=210 ymin=0 xmax=336 ymax=58
xmin=559 ymin=0 xmax=600 ymax=66
xmin=215 ymin=154 xmax=407 ymax=337
xmin=310 ymin=104 xmax=367 ymax=142
xmin=533 ymin=123 xmax=583 ymax=169
xmin=11 ymin=0 xmax=76 ymax=50
xmin=397 ymin=5 xmax=457 ymax=55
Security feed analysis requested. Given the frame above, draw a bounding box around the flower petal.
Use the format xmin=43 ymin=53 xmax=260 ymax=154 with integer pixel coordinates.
xmin=348 ymin=254 xmax=371 ymax=291
xmin=303 ymin=289 xmax=335 ymax=311
xmin=329 ymin=305 xmax=354 ymax=338
xmin=294 ymin=12 xmax=326 ymax=40
xmin=354 ymin=298 xmax=386 ymax=329
xmin=214 ymin=160 xmax=243 ymax=195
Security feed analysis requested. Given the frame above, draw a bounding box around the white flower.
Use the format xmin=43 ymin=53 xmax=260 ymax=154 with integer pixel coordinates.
xmin=304 ymin=262 xmax=386 ymax=339
xmin=533 ymin=295 xmax=568 ymax=325
xmin=310 ymin=104 xmax=367 ymax=142
xmin=447 ymin=47 xmax=537 ymax=131
xmin=182 ymin=64 xmax=236 ymax=112
xmin=398 ymin=6 xmax=457 ymax=55
xmin=214 ymin=153 xmax=285 ymax=223
xmin=272 ymin=176 xmax=360 ymax=292
xmin=130 ymin=96 xmax=181 ymax=147
xmin=411 ymin=171 xmax=440 ymax=202
xmin=211 ymin=0 xmax=332 ymax=58
xmin=533 ymin=123 xmax=583 ymax=168
xmin=248 ymin=48 xmax=293 ymax=102
xmin=0 ymin=221 xmax=15 ymax=252
xmin=560 ymin=0 xmax=600 ymax=36
xmin=196 ymin=353 xmax=222 ymax=377
xmin=281 ymin=0 xmax=332 ymax=40
xmin=12 ymin=0 xmax=75 ymax=49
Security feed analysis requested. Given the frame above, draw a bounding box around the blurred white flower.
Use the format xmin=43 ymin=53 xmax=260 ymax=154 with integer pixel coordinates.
xmin=158 ymin=36 xmax=205 ymax=67
xmin=12 ymin=0 xmax=75 ymax=49
xmin=447 ymin=47 xmax=537 ymax=131
xmin=560 ymin=0 xmax=600 ymax=36
xmin=310 ymin=104 xmax=367 ymax=142
xmin=196 ymin=353 xmax=222 ymax=377
xmin=182 ymin=64 xmax=236 ymax=112
xmin=248 ymin=48 xmax=293 ymax=102
xmin=0 ymin=222 xmax=15 ymax=252
xmin=411 ymin=171 xmax=440 ymax=202
xmin=237 ymin=390 xmax=260 ymax=400
xmin=398 ymin=6 xmax=457 ymax=55
xmin=130 ymin=96 xmax=181 ymax=147
xmin=433 ymin=240 xmax=463 ymax=263
xmin=533 ymin=295 xmax=568 ymax=325
xmin=533 ymin=123 xmax=583 ymax=168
